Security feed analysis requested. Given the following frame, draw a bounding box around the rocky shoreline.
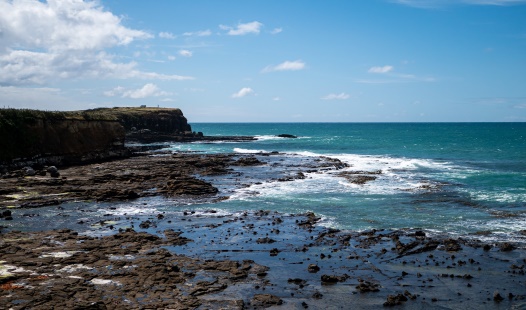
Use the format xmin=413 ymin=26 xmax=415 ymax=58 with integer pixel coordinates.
xmin=1 ymin=211 xmax=525 ymax=309
xmin=1 ymin=151 xmax=525 ymax=309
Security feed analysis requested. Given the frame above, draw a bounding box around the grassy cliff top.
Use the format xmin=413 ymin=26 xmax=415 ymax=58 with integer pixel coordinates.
xmin=85 ymin=107 xmax=184 ymax=119
xmin=0 ymin=107 xmax=184 ymax=127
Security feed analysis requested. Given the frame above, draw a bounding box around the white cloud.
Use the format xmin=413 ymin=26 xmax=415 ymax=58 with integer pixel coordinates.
xmin=368 ymin=65 xmax=394 ymax=74
xmin=103 ymin=86 xmax=126 ymax=97
xmin=0 ymin=0 xmax=151 ymax=52
xmin=183 ymin=29 xmax=212 ymax=37
xmin=231 ymin=87 xmax=254 ymax=98
xmin=321 ymin=93 xmax=350 ymax=100
xmin=273 ymin=97 xmax=281 ymax=101
xmin=262 ymin=60 xmax=306 ymax=73
xmin=271 ymin=28 xmax=283 ymax=34
xmin=220 ymin=21 xmax=263 ymax=36
xmin=0 ymin=0 xmax=192 ymax=86
xmin=167 ymin=55 xmax=176 ymax=61
xmin=159 ymin=32 xmax=176 ymax=39
xmin=514 ymin=103 xmax=526 ymax=109
xmin=104 ymin=83 xmax=170 ymax=99
xmin=179 ymin=50 xmax=193 ymax=57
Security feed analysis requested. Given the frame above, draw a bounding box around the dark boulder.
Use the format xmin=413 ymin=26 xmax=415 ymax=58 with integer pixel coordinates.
xmin=277 ymin=134 xmax=297 ymax=138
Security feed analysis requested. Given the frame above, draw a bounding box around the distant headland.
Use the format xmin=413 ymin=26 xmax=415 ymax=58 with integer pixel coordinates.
xmin=0 ymin=107 xmax=253 ymax=169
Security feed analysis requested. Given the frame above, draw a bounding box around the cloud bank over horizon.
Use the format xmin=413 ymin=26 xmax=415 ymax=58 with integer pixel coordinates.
xmin=0 ymin=0 xmax=524 ymax=121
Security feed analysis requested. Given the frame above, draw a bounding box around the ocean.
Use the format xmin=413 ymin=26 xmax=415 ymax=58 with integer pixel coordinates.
xmin=170 ymin=122 xmax=526 ymax=243
xmin=7 ymin=123 xmax=526 ymax=245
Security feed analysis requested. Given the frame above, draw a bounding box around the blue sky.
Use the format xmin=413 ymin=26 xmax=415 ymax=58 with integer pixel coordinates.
xmin=1 ymin=0 xmax=525 ymax=122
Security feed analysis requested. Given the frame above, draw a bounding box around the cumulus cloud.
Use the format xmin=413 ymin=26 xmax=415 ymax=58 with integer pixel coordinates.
xmin=104 ymin=83 xmax=170 ymax=99
xmin=179 ymin=50 xmax=193 ymax=57
xmin=262 ymin=60 xmax=306 ymax=73
xmin=368 ymin=65 xmax=394 ymax=74
xmin=231 ymin=87 xmax=254 ymax=98
xmin=0 ymin=0 xmax=192 ymax=86
xmin=159 ymin=32 xmax=176 ymax=39
xmin=271 ymin=28 xmax=283 ymax=34
xmin=321 ymin=93 xmax=350 ymax=100
xmin=183 ymin=29 xmax=212 ymax=37
xmin=220 ymin=21 xmax=263 ymax=36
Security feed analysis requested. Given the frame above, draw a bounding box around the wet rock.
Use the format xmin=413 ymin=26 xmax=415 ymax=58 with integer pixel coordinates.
xmin=139 ymin=220 xmax=152 ymax=229
xmin=356 ymin=280 xmax=380 ymax=292
xmin=396 ymin=240 xmax=420 ymax=255
xmin=337 ymin=170 xmax=381 ymax=184
xmin=47 ymin=166 xmax=60 ymax=178
xmin=1 ymin=210 xmax=12 ymax=218
xmin=415 ymin=230 xmax=426 ymax=239
xmin=160 ymin=176 xmax=218 ymax=196
xmin=312 ymin=292 xmax=323 ymax=299
xmin=23 ymin=166 xmax=36 ymax=176
xmin=321 ymin=274 xmax=348 ymax=284
xmin=307 ymin=264 xmax=320 ymax=273
xmin=404 ymin=290 xmax=417 ymax=300
xmin=190 ymin=281 xmax=228 ymax=296
xmin=251 ymin=294 xmax=283 ymax=307
xmin=97 ymin=188 xmax=139 ymax=201
xmin=297 ymin=212 xmax=321 ymax=228
xmin=499 ymin=242 xmax=515 ymax=252
xmin=233 ymin=157 xmax=264 ymax=166
xmin=277 ymin=134 xmax=297 ymax=138
xmin=256 ymin=237 xmax=276 ymax=244
xmin=288 ymin=278 xmax=307 ymax=286
xmin=443 ymin=238 xmax=462 ymax=251
xmin=383 ymin=294 xmax=408 ymax=307
xmin=494 ymin=291 xmax=504 ymax=302
xmin=338 ymin=172 xmax=378 ymax=185
xmin=269 ymin=248 xmax=280 ymax=256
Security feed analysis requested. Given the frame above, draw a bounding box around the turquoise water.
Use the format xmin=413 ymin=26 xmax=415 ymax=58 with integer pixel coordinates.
xmin=167 ymin=123 xmax=526 ymax=241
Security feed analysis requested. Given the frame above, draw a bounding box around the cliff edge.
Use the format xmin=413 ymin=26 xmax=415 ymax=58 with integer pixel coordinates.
xmin=0 ymin=107 xmax=191 ymax=169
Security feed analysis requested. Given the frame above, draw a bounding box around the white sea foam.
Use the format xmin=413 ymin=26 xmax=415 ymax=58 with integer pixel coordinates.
xmin=254 ymin=135 xmax=285 ymax=141
xmin=227 ymin=150 xmax=461 ymax=200
xmin=98 ymin=205 xmax=158 ymax=216
xmin=464 ymin=189 xmax=526 ymax=204
xmin=233 ymin=148 xmax=268 ymax=154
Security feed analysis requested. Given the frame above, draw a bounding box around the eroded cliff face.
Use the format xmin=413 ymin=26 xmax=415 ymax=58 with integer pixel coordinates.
xmin=0 ymin=119 xmax=127 ymax=168
xmin=27 ymin=119 xmax=126 ymax=158
xmin=0 ymin=107 xmax=193 ymax=169
xmin=93 ymin=107 xmax=192 ymax=134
